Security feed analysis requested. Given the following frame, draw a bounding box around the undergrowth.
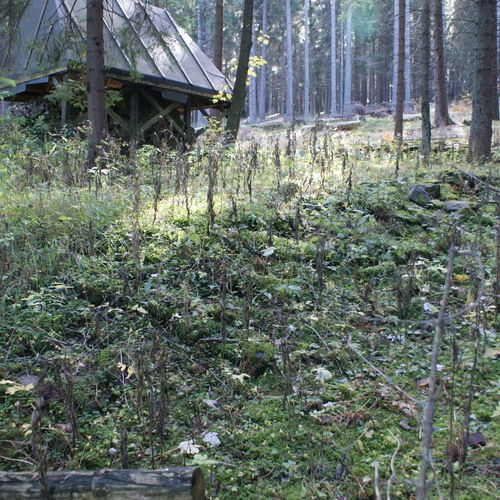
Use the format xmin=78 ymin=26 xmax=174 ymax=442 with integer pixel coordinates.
xmin=0 ymin=114 xmax=498 ymax=499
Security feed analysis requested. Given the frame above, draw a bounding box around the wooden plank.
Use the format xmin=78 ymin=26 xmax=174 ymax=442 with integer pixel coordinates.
xmin=0 ymin=468 xmax=205 ymax=500
xmin=106 ymin=78 xmax=125 ymax=89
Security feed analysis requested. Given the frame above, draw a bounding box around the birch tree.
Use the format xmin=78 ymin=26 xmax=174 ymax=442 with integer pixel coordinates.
xmin=285 ymin=0 xmax=294 ymax=120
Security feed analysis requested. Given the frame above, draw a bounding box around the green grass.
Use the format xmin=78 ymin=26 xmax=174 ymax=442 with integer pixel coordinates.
xmin=0 ymin=115 xmax=498 ymax=498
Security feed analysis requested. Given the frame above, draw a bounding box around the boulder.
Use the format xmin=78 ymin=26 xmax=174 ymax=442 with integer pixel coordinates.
xmin=444 ymin=200 xmax=470 ymax=212
xmin=408 ymin=185 xmax=432 ymax=207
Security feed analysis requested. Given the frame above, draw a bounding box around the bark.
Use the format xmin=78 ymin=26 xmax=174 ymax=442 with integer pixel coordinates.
xmin=248 ymin=21 xmax=257 ymax=123
xmin=86 ymin=0 xmax=108 ymax=169
xmin=225 ymin=0 xmax=254 ymax=140
xmin=432 ymin=0 xmax=454 ymax=126
xmin=420 ymin=0 xmax=432 ymax=161
xmin=214 ymin=0 xmax=223 ymax=70
xmin=416 ymin=246 xmax=458 ymax=500
xmin=330 ymin=0 xmax=337 ymax=115
xmin=468 ymin=0 xmax=497 ymax=162
xmin=258 ymin=0 xmax=268 ymax=120
xmin=392 ymin=0 xmax=399 ymax=106
xmin=285 ymin=0 xmax=294 ymax=120
xmin=304 ymin=0 xmax=311 ymax=118
xmin=492 ymin=0 xmax=499 ymax=120
xmin=0 ymin=468 xmax=205 ymax=500
xmin=196 ymin=0 xmax=203 ymax=48
xmin=343 ymin=2 xmax=353 ymax=115
xmin=404 ymin=0 xmax=411 ymax=110
xmin=394 ymin=0 xmax=405 ymax=138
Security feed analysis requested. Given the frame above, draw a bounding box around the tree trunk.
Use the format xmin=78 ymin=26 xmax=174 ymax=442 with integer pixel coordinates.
xmin=330 ymin=0 xmax=337 ymax=115
xmin=225 ymin=0 xmax=254 ymax=140
xmin=343 ymin=2 xmax=353 ymax=115
xmin=394 ymin=0 xmax=405 ymax=138
xmin=404 ymin=0 xmax=412 ymax=110
xmin=0 ymin=468 xmax=205 ymax=500
xmin=468 ymin=0 xmax=496 ymax=162
xmin=86 ymin=0 xmax=108 ymax=168
xmin=196 ymin=0 xmax=203 ymax=48
xmin=214 ymin=0 xmax=223 ymax=70
xmin=248 ymin=20 xmax=257 ymax=123
xmin=420 ymin=0 xmax=432 ymax=161
xmin=304 ymin=0 xmax=311 ymax=118
xmin=392 ymin=0 xmax=399 ymax=107
xmin=285 ymin=0 xmax=294 ymax=120
xmin=493 ymin=0 xmax=499 ymax=120
xmin=258 ymin=0 xmax=268 ymax=120
xmin=432 ymin=0 xmax=454 ymax=126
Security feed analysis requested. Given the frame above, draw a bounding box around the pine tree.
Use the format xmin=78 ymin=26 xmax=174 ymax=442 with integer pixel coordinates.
xmin=404 ymin=0 xmax=412 ymax=110
xmin=330 ymin=0 xmax=337 ymax=115
xmin=304 ymin=0 xmax=311 ymax=118
xmin=432 ymin=0 xmax=454 ymax=126
xmin=258 ymin=0 xmax=268 ymax=120
xmin=225 ymin=0 xmax=254 ymax=139
xmin=86 ymin=0 xmax=107 ymax=168
xmin=343 ymin=1 xmax=353 ymax=115
xmin=285 ymin=0 xmax=294 ymax=120
xmin=419 ymin=0 xmax=431 ymax=161
xmin=394 ymin=0 xmax=405 ymax=138
xmin=468 ymin=0 xmax=497 ymax=162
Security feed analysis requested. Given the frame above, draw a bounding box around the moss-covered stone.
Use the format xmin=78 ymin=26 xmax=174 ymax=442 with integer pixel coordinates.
xmin=243 ymin=340 xmax=277 ymax=377
xmin=359 ymin=261 xmax=396 ymax=278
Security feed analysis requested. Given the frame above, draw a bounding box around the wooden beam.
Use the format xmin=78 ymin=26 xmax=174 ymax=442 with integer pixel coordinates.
xmin=164 ymin=108 xmax=186 ymax=137
xmin=130 ymin=87 xmax=139 ymax=140
xmin=139 ymin=101 xmax=178 ymax=134
xmin=107 ymin=108 xmax=130 ymax=134
xmin=0 ymin=468 xmax=205 ymax=500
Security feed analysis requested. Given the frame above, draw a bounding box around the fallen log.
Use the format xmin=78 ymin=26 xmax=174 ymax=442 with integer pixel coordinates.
xmin=0 ymin=468 xmax=205 ymax=500
xmin=251 ymin=117 xmax=285 ymax=129
xmin=326 ymin=120 xmax=361 ymax=131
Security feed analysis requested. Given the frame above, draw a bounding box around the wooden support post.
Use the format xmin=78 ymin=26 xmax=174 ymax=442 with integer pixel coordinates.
xmin=184 ymin=100 xmax=192 ymax=142
xmin=0 ymin=468 xmax=205 ymax=500
xmin=61 ymin=76 xmax=69 ymax=128
xmin=130 ymin=87 xmax=139 ymax=152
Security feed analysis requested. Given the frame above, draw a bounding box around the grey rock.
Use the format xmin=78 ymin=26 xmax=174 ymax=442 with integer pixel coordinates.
xmin=444 ymin=200 xmax=470 ymax=212
xmin=408 ymin=185 xmax=432 ymax=207
xmin=17 ymin=374 xmax=40 ymax=387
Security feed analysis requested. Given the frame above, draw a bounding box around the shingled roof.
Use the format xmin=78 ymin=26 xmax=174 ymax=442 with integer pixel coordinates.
xmin=1 ymin=0 xmax=230 ymax=99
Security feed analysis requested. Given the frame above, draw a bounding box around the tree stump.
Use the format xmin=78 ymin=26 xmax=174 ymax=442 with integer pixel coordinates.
xmin=0 ymin=468 xmax=205 ymax=499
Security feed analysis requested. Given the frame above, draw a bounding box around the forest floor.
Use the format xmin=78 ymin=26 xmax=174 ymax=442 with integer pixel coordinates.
xmin=0 ymin=111 xmax=498 ymax=499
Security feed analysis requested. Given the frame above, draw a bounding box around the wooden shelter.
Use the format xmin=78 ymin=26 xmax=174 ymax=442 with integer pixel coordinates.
xmin=0 ymin=0 xmax=231 ymax=142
